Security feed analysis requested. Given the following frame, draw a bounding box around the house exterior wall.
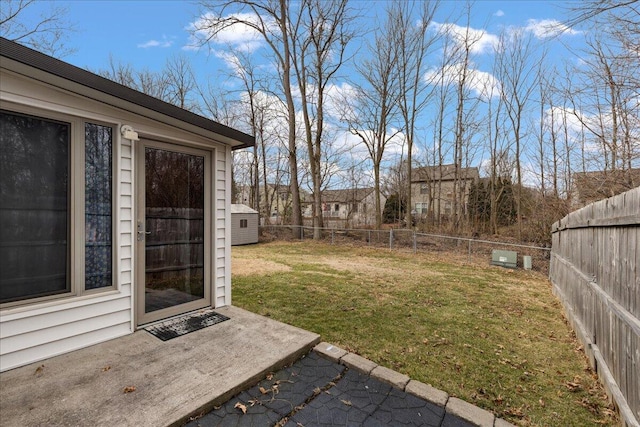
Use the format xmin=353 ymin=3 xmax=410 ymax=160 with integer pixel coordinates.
xmin=306 ymin=190 xmax=384 ymax=228
xmin=411 ymin=178 xmax=476 ymax=218
xmin=235 ymin=184 xmax=298 ymax=225
xmin=0 ymin=69 xmax=233 ymax=371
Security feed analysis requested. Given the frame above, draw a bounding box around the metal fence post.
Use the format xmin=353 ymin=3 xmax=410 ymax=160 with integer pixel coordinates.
xmin=389 ymin=228 xmax=393 ymax=250
xmin=413 ymin=231 xmax=417 ymax=254
xmin=331 ymin=229 xmax=334 ymax=245
xmin=468 ymin=239 xmax=471 ymax=263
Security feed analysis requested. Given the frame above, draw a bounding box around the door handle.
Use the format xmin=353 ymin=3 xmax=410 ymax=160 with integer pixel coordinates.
xmin=137 ymin=220 xmax=151 ymax=241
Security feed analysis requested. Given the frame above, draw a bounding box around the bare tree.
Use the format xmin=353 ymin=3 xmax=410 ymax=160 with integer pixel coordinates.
xmin=194 ymin=0 xmax=303 ymax=233
xmin=494 ymin=27 xmax=540 ymax=239
xmin=446 ymin=5 xmax=486 ymax=233
xmin=566 ymin=36 xmax=640 ymax=176
xmin=291 ymin=0 xmax=355 ymax=239
xmin=96 ymin=55 xmax=169 ymax=100
xmin=393 ymin=0 xmax=440 ymax=229
xmin=1 ymin=0 xmax=75 ymax=57
xmin=340 ymin=5 xmax=402 ymax=229
xmin=163 ymin=54 xmax=197 ymax=111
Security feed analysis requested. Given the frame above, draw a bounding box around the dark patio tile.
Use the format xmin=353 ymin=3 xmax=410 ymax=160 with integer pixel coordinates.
xmin=246 ymin=351 xmax=346 ymax=416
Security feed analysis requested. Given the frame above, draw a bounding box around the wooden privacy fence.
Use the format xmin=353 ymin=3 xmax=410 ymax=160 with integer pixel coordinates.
xmin=550 ymin=187 xmax=640 ymax=427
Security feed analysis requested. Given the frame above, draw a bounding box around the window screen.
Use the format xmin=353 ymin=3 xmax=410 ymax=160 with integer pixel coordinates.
xmin=0 ymin=111 xmax=70 ymax=303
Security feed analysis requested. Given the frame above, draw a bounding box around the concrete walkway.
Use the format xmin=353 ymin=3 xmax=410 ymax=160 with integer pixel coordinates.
xmin=0 ymin=306 xmax=320 ymax=427
xmin=0 ymin=307 xmax=514 ymax=427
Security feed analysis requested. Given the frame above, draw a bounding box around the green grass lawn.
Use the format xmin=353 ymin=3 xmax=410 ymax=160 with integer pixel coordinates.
xmin=231 ymin=241 xmax=617 ymax=426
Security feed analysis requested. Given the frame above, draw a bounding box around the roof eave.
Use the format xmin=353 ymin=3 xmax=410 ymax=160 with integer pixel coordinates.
xmin=0 ymin=37 xmax=255 ymax=149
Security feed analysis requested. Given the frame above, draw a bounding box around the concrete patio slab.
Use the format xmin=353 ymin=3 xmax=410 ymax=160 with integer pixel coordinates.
xmin=0 ymin=305 xmax=320 ymax=427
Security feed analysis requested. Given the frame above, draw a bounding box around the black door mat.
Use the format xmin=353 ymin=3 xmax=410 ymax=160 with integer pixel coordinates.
xmin=144 ymin=308 xmax=229 ymax=341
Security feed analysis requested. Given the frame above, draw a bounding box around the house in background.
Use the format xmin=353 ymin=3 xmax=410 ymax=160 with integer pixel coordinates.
xmin=231 ymin=204 xmax=259 ymax=245
xmin=411 ymin=164 xmax=479 ymax=220
xmin=235 ymin=183 xmax=300 ymax=224
xmin=0 ymin=38 xmax=254 ymax=372
xmin=303 ymin=188 xmax=384 ymax=228
xmin=570 ymin=169 xmax=640 ymax=208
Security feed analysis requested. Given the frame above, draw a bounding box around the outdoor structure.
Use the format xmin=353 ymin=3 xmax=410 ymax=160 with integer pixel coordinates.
xmin=303 ymin=187 xmax=384 ymax=228
xmin=570 ymin=168 xmax=640 ymax=208
xmin=230 ymin=204 xmax=259 ymax=245
xmin=411 ymin=164 xmax=479 ymax=220
xmin=0 ymin=38 xmax=254 ymax=372
xmin=550 ymin=187 xmax=639 ymax=427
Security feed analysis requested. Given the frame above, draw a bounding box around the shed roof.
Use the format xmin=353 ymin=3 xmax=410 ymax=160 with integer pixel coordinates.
xmin=0 ymin=37 xmax=254 ymax=150
xmin=231 ymin=204 xmax=259 ymax=214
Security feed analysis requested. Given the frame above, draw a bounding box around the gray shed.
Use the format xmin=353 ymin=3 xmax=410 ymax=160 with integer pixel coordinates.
xmin=231 ymin=204 xmax=259 ymax=245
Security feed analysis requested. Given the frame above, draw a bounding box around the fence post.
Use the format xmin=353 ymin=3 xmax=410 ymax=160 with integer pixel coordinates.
xmin=467 ymin=239 xmax=471 ymax=263
xmin=368 ymin=230 xmax=371 ymax=246
xmin=413 ymin=231 xmax=417 ymax=254
xmin=300 ymin=226 xmax=303 ymax=241
xmin=389 ymin=228 xmax=394 ymax=250
xmin=331 ymin=229 xmax=334 ymax=245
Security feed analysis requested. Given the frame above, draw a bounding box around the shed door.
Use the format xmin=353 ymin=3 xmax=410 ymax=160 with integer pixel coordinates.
xmin=136 ymin=140 xmax=211 ymax=325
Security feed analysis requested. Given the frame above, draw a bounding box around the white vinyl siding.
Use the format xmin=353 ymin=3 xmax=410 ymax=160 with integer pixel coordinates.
xmin=214 ymin=147 xmax=231 ymax=307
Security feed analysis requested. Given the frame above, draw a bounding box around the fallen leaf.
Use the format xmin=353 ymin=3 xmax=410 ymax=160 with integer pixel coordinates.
xmin=123 ymin=386 xmax=136 ymax=393
xmin=234 ymin=402 xmax=247 ymax=414
xmin=102 ymin=366 xmax=111 ymax=372
xmin=34 ymin=365 xmax=44 ymax=375
xmin=259 ymin=387 xmax=268 ymax=395
xmin=539 ymin=399 xmax=545 ymax=407
xmin=340 ymin=399 xmax=352 ymax=406
xmin=266 ymin=373 xmax=274 ymax=381
xmin=565 ymin=381 xmax=582 ymax=392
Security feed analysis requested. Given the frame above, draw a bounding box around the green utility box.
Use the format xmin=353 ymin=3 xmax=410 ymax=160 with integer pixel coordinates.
xmin=491 ymin=249 xmax=518 ymax=268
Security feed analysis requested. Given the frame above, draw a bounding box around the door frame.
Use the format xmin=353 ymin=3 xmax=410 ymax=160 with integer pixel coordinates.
xmin=134 ymin=138 xmax=213 ymax=326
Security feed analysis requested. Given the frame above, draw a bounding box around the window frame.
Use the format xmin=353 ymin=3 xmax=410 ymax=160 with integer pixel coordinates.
xmin=415 ymin=202 xmax=429 ymax=214
xmin=240 ymin=219 xmax=248 ymax=228
xmin=0 ymin=105 xmax=117 ymax=309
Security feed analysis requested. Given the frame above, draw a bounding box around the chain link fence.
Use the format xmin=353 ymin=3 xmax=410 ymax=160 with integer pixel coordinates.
xmin=259 ymin=225 xmax=551 ymax=275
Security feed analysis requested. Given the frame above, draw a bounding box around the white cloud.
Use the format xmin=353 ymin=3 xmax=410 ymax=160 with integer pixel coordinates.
xmin=187 ymin=12 xmax=276 ymax=53
xmin=431 ymin=22 xmax=499 ymax=55
xmin=494 ymin=10 xmax=505 ymax=17
xmin=137 ymin=37 xmax=173 ymax=49
xmin=524 ymin=19 xmax=581 ymax=39
xmin=424 ymin=63 xmax=501 ymax=100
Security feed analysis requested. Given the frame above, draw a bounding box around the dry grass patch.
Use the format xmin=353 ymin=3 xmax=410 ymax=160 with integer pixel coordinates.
xmin=231 ymin=241 xmax=618 ymax=426
xmin=232 ymin=255 xmax=291 ymax=276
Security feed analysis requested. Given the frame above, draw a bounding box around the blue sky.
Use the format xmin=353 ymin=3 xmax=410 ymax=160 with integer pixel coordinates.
xmin=41 ymin=1 xmax=584 ymax=86
xmin=17 ymin=1 xmax=604 ymax=189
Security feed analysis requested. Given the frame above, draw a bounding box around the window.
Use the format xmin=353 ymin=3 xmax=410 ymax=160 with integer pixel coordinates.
xmin=420 ymin=183 xmax=428 ymax=194
xmin=0 ymin=112 xmax=70 ymax=303
xmin=240 ymin=219 xmax=248 ymax=228
xmin=85 ymin=123 xmax=113 ymax=290
xmin=334 ymin=204 xmax=339 ymax=212
xmin=415 ymin=202 xmax=428 ymax=214
xmin=0 ymin=109 xmax=114 ymax=305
